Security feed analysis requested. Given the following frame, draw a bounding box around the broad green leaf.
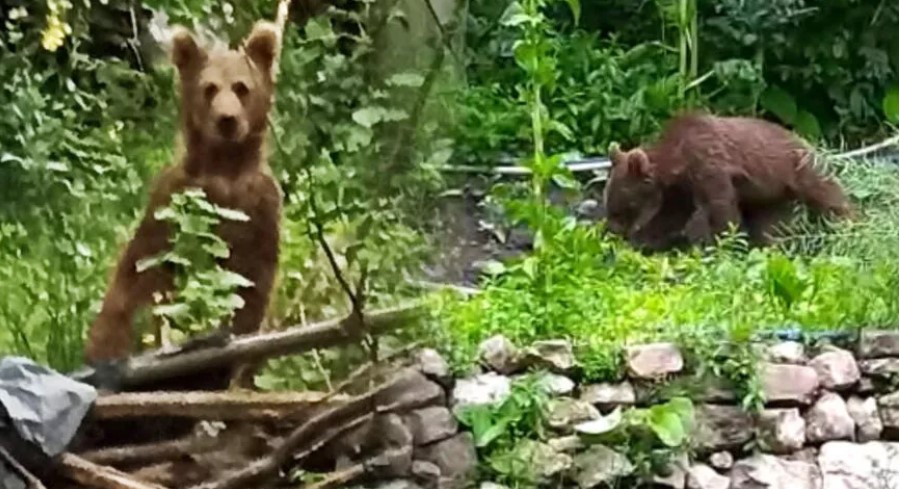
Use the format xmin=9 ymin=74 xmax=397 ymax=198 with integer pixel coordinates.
xmin=216 ymin=270 xmax=254 ymax=288
xmin=793 ymin=110 xmax=821 ymax=141
xmin=352 ymin=107 xmax=385 ymax=128
xmin=883 ymin=87 xmax=898 ymax=124
xmin=648 ymin=407 xmax=686 ymax=447
xmin=202 ymin=240 xmax=231 ymax=259
xmin=760 ymin=86 xmax=797 ymax=124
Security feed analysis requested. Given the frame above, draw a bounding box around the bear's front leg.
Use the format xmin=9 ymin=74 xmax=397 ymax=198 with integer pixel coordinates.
xmin=690 ymin=168 xmax=742 ymax=242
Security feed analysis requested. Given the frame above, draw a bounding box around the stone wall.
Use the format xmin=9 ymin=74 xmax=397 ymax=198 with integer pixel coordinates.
xmin=329 ymin=330 xmax=899 ymax=489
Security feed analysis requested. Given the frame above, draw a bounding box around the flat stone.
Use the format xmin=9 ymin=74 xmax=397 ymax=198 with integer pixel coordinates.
xmin=878 ymin=392 xmax=899 ymax=432
xmin=708 ymin=451 xmax=733 ymax=470
xmin=761 ymin=363 xmax=819 ymax=405
xmin=524 ymin=339 xmax=576 ymax=373
xmin=819 ymin=441 xmax=899 ymax=489
xmin=367 ymin=445 xmax=414 ymax=479
xmin=580 ymin=382 xmax=636 ymax=410
xmin=536 ymin=372 xmax=575 ymax=396
xmin=547 ymin=398 xmax=601 ymax=431
xmin=858 ymin=330 xmax=899 ymax=359
xmin=517 ymin=440 xmax=573 ymax=481
xmin=406 ymin=407 xmax=459 ymax=446
xmin=686 ymin=463 xmax=729 ymax=489
xmin=730 ymin=454 xmax=822 ymax=489
xmin=859 ymin=358 xmax=899 ymax=381
xmin=380 ymin=369 xmax=446 ymax=409
xmin=571 ymin=444 xmax=634 ymax=488
xmin=810 ymin=348 xmax=861 ymax=391
xmin=767 ymin=341 xmax=808 ymax=364
xmin=414 ymin=348 xmax=452 ymax=388
xmin=547 ymin=435 xmax=584 ymax=453
xmin=478 ymin=335 xmax=522 ymax=374
xmin=451 ymin=373 xmax=511 ymax=412
xmin=415 ymin=432 xmax=477 ymax=488
xmin=625 ymin=343 xmax=684 ymax=379
xmin=758 ymin=408 xmax=806 ymax=454
xmin=694 ymin=404 xmax=754 ymax=452
xmin=805 ymin=392 xmax=855 ymax=443
xmin=411 ymin=460 xmax=441 ymax=489
xmin=374 ymin=480 xmax=424 ymax=489
xmin=784 ymin=447 xmax=818 ymax=466
xmin=847 ymin=396 xmax=883 ymax=442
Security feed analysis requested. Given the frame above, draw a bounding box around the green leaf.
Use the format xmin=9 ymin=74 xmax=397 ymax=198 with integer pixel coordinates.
xmin=202 ymin=240 xmax=231 ymax=259
xmin=214 ymin=206 xmax=250 ymax=222
xmin=387 ymin=73 xmax=425 ymax=87
xmin=793 ymin=110 xmax=821 ymax=141
xmin=217 ymin=270 xmax=255 ymax=288
xmin=521 ymin=256 xmax=538 ymax=280
xmin=565 ymin=0 xmax=581 ymax=24
xmin=760 ymin=86 xmax=797 ymax=124
xmin=152 ymin=302 xmax=190 ymax=318
xmin=352 ymin=107 xmax=384 ymax=128
xmin=136 ymin=254 xmax=166 ymax=273
xmin=574 ymin=407 xmax=623 ymax=435
xmin=883 ymin=87 xmax=899 ymax=125
xmin=648 ymin=407 xmax=686 ymax=447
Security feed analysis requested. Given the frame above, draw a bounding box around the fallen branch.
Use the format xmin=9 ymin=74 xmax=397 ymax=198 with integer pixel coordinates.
xmin=303 ymin=464 xmax=366 ymax=489
xmin=57 ymin=453 xmax=169 ymax=489
xmin=79 ymin=436 xmax=215 ymax=466
xmin=90 ymin=390 xmax=335 ymax=420
xmin=193 ymin=369 xmax=432 ymax=489
xmin=117 ymin=302 xmax=423 ymax=388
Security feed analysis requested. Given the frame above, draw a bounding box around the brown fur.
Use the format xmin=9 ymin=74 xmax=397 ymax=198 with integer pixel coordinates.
xmin=84 ymin=22 xmax=283 ymax=386
xmin=603 ymin=113 xmax=852 ymax=248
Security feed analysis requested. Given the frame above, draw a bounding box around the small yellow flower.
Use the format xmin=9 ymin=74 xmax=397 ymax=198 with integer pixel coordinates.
xmin=40 ymin=0 xmax=73 ymax=52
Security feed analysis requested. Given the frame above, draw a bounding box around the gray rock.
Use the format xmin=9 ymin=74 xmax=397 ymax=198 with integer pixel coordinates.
xmin=451 ymin=373 xmax=511 ymax=412
xmin=708 ymin=451 xmax=733 ymax=470
xmin=784 ymin=447 xmax=818 ymax=466
xmin=406 ymin=407 xmax=459 ymax=446
xmin=805 ymin=392 xmax=855 ymax=443
xmin=571 ymin=444 xmax=634 ymax=488
xmin=367 ymin=445 xmax=414 ymax=479
xmin=411 ymin=460 xmax=441 ymax=489
xmin=415 ymin=432 xmax=477 ymax=488
xmin=858 ymin=330 xmax=900 ymax=359
xmin=517 ymin=440 xmax=573 ymax=481
xmin=524 ymin=339 xmax=576 ymax=373
xmin=694 ymin=404 xmax=754 ymax=452
xmin=810 ymin=348 xmax=861 ymax=391
xmin=859 ymin=358 xmax=899 ymax=381
xmin=730 ymin=454 xmax=822 ymax=489
xmin=625 ymin=343 xmax=684 ymax=379
xmin=536 ymin=372 xmax=575 ymax=396
xmin=700 ymin=377 xmax=738 ymax=403
xmin=847 ymin=396 xmax=883 ymax=442
xmin=878 ymin=392 xmax=899 ymax=432
xmin=414 ymin=348 xmax=452 ymax=388
xmin=580 ymin=381 xmax=636 ymax=410
xmin=687 ymin=463 xmax=729 ymax=489
xmin=761 ymin=363 xmax=820 ymax=405
xmin=547 ymin=435 xmax=584 ymax=453
xmin=858 ymin=377 xmax=877 ymax=395
xmin=381 ymin=369 xmax=446 ymax=409
xmin=374 ymin=480 xmax=424 ymax=489
xmin=547 ymin=398 xmax=601 ymax=431
xmin=767 ymin=341 xmax=808 ymax=365
xmin=819 ymin=441 xmax=899 ymax=489
xmin=758 ymin=408 xmax=806 ymax=454
xmin=478 ymin=335 xmax=522 ymax=374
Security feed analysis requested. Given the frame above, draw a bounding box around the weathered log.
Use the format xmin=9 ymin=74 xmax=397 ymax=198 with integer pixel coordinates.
xmin=90 ymin=390 xmax=337 ymax=420
xmin=57 ymin=453 xmax=169 ymax=489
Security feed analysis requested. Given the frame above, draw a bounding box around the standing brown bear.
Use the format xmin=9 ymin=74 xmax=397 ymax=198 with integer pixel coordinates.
xmin=84 ymin=22 xmax=283 ymax=387
xmin=603 ymin=113 xmax=852 ymax=249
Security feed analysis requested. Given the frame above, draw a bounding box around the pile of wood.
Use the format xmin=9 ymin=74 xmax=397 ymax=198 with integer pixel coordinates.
xmin=2 ymin=303 xmax=429 ymax=489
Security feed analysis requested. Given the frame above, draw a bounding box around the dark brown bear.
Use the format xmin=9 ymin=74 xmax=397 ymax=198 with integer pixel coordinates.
xmin=603 ymin=113 xmax=852 ymax=248
xmin=84 ymin=22 xmax=283 ymax=387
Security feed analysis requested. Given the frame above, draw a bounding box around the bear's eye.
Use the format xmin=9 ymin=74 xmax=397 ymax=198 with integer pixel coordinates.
xmin=203 ymin=83 xmax=219 ymax=101
xmin=232 ymin=82 xmax=249 ymax=98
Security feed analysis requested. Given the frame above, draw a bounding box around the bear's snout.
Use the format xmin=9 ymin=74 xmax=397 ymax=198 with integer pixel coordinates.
xmin=217 ymin=115 xmax=239 ymax=138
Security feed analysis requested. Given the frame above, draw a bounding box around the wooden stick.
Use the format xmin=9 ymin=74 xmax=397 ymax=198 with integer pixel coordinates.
xmin=79 ymin=436 xmax=214 ymax=466
xmin=120 ymin=302 xmax=423 ymax=387
xmin=90 ymin=390 xmax=335 ymax=420
xmin=57 ymin=453 xmax=169 ymax=489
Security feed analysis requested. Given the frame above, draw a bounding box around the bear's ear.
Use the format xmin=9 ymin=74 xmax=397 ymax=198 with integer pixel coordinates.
xmin=626 ymin=149 xmax=654 ymax=179
xmin=244 ymin=21 xmax=279 ymax=77
xmin=171 ymin=27 xmax=205 ymax=74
